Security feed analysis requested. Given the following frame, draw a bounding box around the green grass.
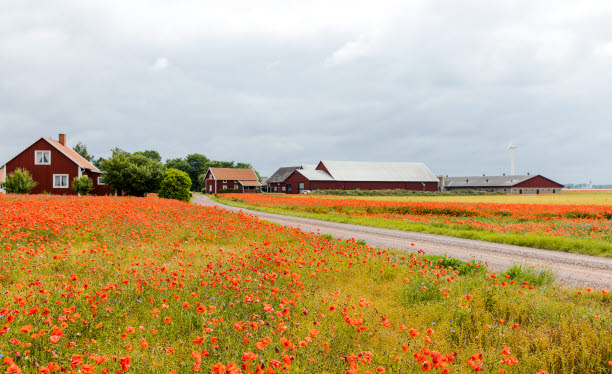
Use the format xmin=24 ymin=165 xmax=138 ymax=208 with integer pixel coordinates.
xmin=210 ymin=195 xmax=612 ymax=257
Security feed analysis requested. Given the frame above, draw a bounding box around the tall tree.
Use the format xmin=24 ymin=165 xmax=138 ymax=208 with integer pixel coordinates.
xmin=134 ymin=150 xmax=162 ymax=162
xmin=185 ymin=154 xmax=210 ymax=191
xmin=165 ymin=158 xmax=192 ymax=175
xmin=73 ymin=142 xmax=94 ymax=162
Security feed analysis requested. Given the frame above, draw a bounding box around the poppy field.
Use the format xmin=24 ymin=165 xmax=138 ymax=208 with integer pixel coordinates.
xmin=215 ymin=194 xmax=612 ymax=257
xmin=1 ymin=194 xmax=611 ymax=374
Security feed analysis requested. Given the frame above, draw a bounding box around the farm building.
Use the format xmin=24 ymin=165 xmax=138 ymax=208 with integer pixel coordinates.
xmin=281 ymin=161 xmax=439 ymax=194
xmin=204 ymin=167 xmax=261 ymax=194
xmin=0 ymin=134 xmax=112 ymax=195
xmin=265 ymin=166 xmax=303 ymax=193
xmin=443 ymin=174 xmax=564 ymax=194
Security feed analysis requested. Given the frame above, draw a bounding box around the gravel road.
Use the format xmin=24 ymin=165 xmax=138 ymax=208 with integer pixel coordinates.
xmin=192 ymin=194 xmax=612 ymax=289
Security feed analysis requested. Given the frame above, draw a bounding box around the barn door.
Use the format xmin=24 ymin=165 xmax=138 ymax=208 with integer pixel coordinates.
xmin=287 ymin=184 xmax=292 ymax=194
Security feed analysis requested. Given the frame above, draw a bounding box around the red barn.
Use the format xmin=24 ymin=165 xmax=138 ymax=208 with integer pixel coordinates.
xmin=282 ymin=160 xmax=439 ymax=194
xmin=1 ymin=134 xmax=112 ymax=195
xmin=443 ymin=174 xmax=564 ymax=194
xmin=204 ymin=168 xmax=261 ymax=194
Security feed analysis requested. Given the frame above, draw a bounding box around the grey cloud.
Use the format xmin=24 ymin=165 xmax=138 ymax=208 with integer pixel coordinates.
xmin=1 ymin=1 xmax=611 ymax=182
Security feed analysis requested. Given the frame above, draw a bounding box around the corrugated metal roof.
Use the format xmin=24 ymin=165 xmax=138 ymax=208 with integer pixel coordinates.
xmin=296 ymin=168 xmax=334 ymax=181
xmin=320 ymin=161 xmax=439 ymax=182
xmin=267 ymin=166 xmax=301 ymax=184
xmin=445 ymin=175 xmax=533 ymax=188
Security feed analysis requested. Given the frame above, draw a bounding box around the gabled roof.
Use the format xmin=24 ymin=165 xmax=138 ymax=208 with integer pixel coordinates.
xmin=238 ymin=180 xmax=262 ymax=187
xmin=45 ymin=138 xmax=101 ymax=172
xmin=296 ymin=167 xmax=334 ymax=181
xmin=445 ymin=175 xmax=536 ymax=188
xmin=207 ymin=168 xmax=259 ymax=181
xmin=1 ymin=137 xmax=101 ymax=173
xmin=319 ymin=161 xmax=439 ymax=182
xmin=267 ymin=166 xmax=301 ymax=184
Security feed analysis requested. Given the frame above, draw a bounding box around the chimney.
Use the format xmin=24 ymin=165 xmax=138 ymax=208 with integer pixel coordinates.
xmin=59 ymin=133 xmax=66 ymax=146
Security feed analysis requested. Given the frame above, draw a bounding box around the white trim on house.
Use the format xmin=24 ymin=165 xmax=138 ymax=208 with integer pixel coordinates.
xmin=205 ymin=168 xmax=217 ymax=194
xmin=97 ymin=176 xmax=104 ymax=185
xmin=34 ymin=150 xmax=51 ymax=165
xmin=43 ymin=139 xmax=88 ymax=170
xmin=53 ymin=174 xmax=69 ymax=188
xmin=78 ymin=167 xmax=82 ymax=178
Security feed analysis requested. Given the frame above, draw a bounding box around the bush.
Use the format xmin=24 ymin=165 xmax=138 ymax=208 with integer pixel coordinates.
xmin=158 ymin=168 xmax=192 ymax=202
xmin=218 ymin=188 xmax=240 ymax=194
xmin=71 ymin=176 xmax=94 ymax=195
xmin=4 ymin=168 xmax=37 ymax=194
xmin=99 ymin=150 xmax=166 ymax=197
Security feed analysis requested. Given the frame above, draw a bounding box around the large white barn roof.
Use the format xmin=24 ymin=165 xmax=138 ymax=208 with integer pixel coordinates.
xmin=319 ymin=161 xmax=439 ymax=182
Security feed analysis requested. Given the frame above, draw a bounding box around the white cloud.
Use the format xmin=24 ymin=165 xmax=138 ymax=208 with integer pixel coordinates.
xmin=324 ymin=35 xmax=374 ymax=66
xmin=151 ymin=57 xmax=169 ymax=71
xmin=594 ymin=42 xmax=612 ymax=57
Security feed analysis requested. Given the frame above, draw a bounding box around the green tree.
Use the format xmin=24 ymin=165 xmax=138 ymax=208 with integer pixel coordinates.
xmin=165 ymin=158 xmax=192 ymax=174
xmin=71 ymin=176 xmax=93 ymax=195
xmin=158 ymin=169 xmax=192 ymax=202
xmin=185 ymin=153 xmax=210 ymax=191
xmin=73 ymin=142 xmax=94 ymax=162
xmin=134 ymin=150 xmax=162 ymax=162
xmin=4 ymin=168 xmax=37 ymax=194
xmin=99 ymin=152 xmax=165 ymax=196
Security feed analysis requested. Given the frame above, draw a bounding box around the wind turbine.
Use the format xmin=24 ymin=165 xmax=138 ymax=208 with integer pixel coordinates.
xmin=507 ymin=143 xmax=519 ymax=175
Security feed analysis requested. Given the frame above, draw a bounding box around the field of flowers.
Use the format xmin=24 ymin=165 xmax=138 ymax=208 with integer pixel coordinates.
xmin=1 ymin=194 xmax=611 ymax=373
xmin=216 ymin=194 xmax=612 ymax=256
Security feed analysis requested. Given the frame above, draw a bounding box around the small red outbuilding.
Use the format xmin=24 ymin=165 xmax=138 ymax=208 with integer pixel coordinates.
xmin=1 ymin=134 xmax=112 ymax=195
xmin=204 ymin=168 xmax=261 ymax=194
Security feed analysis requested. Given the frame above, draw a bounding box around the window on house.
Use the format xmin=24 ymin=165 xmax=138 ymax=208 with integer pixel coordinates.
xmin=53 ymin=174 xmax=69 ymax=188
xmin=35 ymin=151 xmax=51 ymax=165
xmin=282 ymin=187 xmax=286 ymax=191
xmin=223 ymin=184 xmax=227 ymax=189
xmin=98 ymin=177 xmax=104 ymax=185
xmin=223 ymin=180 xmax=227 ymax=183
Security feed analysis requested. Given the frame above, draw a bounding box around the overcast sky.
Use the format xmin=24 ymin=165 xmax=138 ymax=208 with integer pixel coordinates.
xmin=1 ymin=0 xmax=611 ymax=183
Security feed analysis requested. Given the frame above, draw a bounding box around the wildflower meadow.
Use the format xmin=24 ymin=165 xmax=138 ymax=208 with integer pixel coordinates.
xmin=1 ymin=195 xmax=611 ymax=373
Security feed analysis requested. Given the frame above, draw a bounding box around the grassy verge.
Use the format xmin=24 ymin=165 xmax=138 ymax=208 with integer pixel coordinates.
xmin=210 ymin=195 xmax=612 ymax=257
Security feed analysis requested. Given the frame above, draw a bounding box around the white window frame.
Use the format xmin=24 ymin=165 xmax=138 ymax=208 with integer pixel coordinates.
xmin=282 ymin=187 xmax=286 ymax=191
xmin=35 ymin=150 xmax=51 ymax=165
xmin=53 ymin=174 xmax=69 ymax=188
xmin=223 ymin=180 xmax=227 ymax=183
xmin=97 ymin=176 xmax=104 ymax=185
xmin=223 ymin=184 xmax=227 ymax=189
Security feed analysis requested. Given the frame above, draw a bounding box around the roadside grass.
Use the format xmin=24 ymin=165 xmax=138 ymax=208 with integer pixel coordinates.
xmin=209 ymin=195 xmax=612 ymax=257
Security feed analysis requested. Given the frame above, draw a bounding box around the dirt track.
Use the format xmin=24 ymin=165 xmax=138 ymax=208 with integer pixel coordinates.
xmin=192 ymin=195 xmax=612 ymax=289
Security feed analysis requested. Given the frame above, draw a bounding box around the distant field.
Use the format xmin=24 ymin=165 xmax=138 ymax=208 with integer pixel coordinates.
xmin=293 ymin=190 xmax=612 ymax=205
xmin=215 ymin=192 xmax=612 ymax=257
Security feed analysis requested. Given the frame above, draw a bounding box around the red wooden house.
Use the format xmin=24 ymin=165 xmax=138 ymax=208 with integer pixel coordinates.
xmin=204 ymin=168 xmax=261 ymax=194
xmin=0 ymin=134 xmax=112 ymax=195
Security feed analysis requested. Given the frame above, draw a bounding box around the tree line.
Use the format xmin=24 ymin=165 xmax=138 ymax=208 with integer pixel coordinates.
xmin=75 ymin=143 xmax=258 ymax=195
